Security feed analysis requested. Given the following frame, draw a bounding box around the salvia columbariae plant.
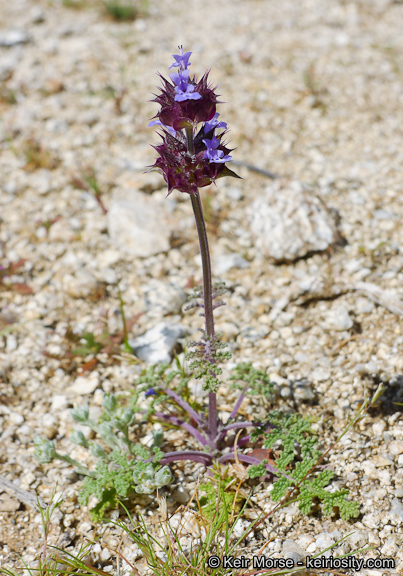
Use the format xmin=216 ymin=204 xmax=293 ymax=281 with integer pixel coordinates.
xmin=34 ymin=47 xmax=360 ymax=521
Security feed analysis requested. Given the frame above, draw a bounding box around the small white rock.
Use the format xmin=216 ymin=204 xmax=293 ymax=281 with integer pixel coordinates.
xmin=67 ymin=372 xmax=100 ymax=396
xmin=9 ymin=412 xmax=24 ymax=425
xmin=388 ymin=440 xmax=403 ymax=456
xmin=108 ymin=189 xmax=174 ymax=258
xmin=101 ymin=548 xmax=111 ymax=561
xmin=355 ymin=297 xmax=374 ymax=314
xmin=324 ymin=306 xmax=353 ymax=331
xmin=51 ymin=395 xmax=69 ymax=411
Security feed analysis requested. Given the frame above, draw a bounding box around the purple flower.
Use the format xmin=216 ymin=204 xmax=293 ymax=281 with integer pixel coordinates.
xmin=170 ymin=69 xmax=202 ymax=102
xmin=148 ymin=119 xmax=176 ymax=137
xmin=152 ymin=71 xmax=218 ymax=130
xmin=204 ymin=113 xmax=227 ymax=134
xmin=203 ymin=136 xmax=232 ymax=164
xmin=169 ymin=46 xmax=192 ymax=71
xmin=145 ymin=387 xmax=156 ymax=397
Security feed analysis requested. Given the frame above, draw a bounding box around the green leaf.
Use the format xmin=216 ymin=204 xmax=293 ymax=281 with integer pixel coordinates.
xmin=248 ymin=460 xmax=268 ymax=479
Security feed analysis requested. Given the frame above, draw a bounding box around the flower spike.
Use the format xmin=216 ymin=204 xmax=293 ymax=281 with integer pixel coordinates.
xmin=148 ymin=48 xmax=240 ymax=195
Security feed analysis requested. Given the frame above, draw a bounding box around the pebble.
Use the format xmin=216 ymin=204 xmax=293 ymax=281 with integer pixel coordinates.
xmin=391 ymin=498 xmax=403 ymax=522
xmin=48 ymin=220 xmax=77 ymax=243
xmin=144 ymin=279 xmax=186 ymax=317
xmin=373 ymin=454 xmax=393 ymax=467
xmin=372 ymin=421 xmax=386 ymax=436
xmin=389 ymin=440 xmax=403 ymax=456
xmin=41 ymin=414 xmax=58 ymax=439
xmin=214 ymin=252 xmax=250 ymax=274
xmin=311 ymin=367 xmax=330 ymax=382
xmin=248 ymin=180 xmax=340 ymax=262
xmin=8 ymin=412 xmax=24 ymax=425
xmin=315 ymin=532 xmax=335 ymax=556
xmin=220 ymin=321 xmax=239 ymax=341
xmin=380 ymin=536 xmax=398 ymax=556
xmin=324 ymin=306 xmax=353 ymax=331
xmin=355 ymin=297 xmax=375 ymax=314
xmin=362 ymin=513 xmax=380 ymax=529
xmin=292 ymin=379 xmax=315 ymax=401
xmin=51 ymin=394 xmax=69 ymax=411
xmin=129 ymin=322 xmax=189 ymax=363
xmin=100 ymin=548 xmax=111 ymax=561
xmin=66 ymin=372 xmax=100 ymax=396
xmin=172 ymin=487 xmax=190 ymax=504
xmin=348 ymin=529 xmax=369 ymax=549
xmin=63 ymin=270 xmax=100 ymax=299
xmin=0 ymin=494 xmax=20 ymax=512
xmin=77 ymin=521 xmax=93 ymax=536
xmin=282 ymin=539 xmax=305 ymax=561
xmin=107 ymin=190 xmax=174 ymax=258
xmin=98 ymin=267 xmax=117 ymax=285
xmin=0 ymin=29 xmax=30 ymax=47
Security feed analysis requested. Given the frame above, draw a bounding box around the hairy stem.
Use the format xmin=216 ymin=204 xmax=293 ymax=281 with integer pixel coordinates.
xmin=187 ymin=125 xmax=218 ymax=445
xmin=190 ymin=193 xmax=217 ymax=442
xmin=190 ymin=193 xmax=214 ymax=338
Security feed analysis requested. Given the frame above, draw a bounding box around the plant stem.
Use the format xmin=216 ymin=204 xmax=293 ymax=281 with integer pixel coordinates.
xmin=186 ymin=126 xmax=218 ymax=446
xmin=190 ymin=192 xmax=218 ymax=444
xmin=190 ymin=193 xmax=214 ymax=338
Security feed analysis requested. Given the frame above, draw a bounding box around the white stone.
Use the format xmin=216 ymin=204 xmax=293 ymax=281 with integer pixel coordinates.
xmin=9 ymin=412 xmax=24 ymax=425
xmin=315 ymin=532 xmax=335 ymax=557
xmin=107 ymin=189 xmax=174 ymax=258
xmin=101 ymin=548 xmax=111 ymax=561
xmin=129 ymin=322 xmax=189 ymax=364
xmin=67 ymin=372 xmax=100 ymax=396
xmin=214 ymin=252 xmax=250 ymax=274
xmin=389 ymin=440 xmax=403 ymax=456
xmin=248 ymin=180 xmax=340 ymax=262
xmin=355 ymin=297 xmax=374 ymax=314
xmin=391 ymin=498 xmax=403 ymax=522
xmin=324 ymin=306 xmax=353 ymax=331
xmin=144 ymin=279 xmax=186 ymax=317
xmin=63 ymin=270 xmax=100 ymax=299
xmin=48 ymin=220 xmax=76 ymax=242
xmin=0 ymin=29 xmax=30 ymax=47
xmin=51 ymin=395 xmax=69 ymax=411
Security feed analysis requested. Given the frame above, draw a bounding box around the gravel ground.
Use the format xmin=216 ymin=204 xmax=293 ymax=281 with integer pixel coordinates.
xmin=1 ymin=0 xmax=403 ymax=574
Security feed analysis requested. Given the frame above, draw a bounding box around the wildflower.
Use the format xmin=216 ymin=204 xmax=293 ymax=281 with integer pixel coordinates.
xmin=203 ymin=136 xmax=232 ymax=163
xmin=169 ymin=46 xmax=192 ymax=70
xmin=145 ymin=387 xmax=156 ymax=397
xmin=148 ymin=47 xmax=240 ymax=195
xmin=170 ymin=69 xmax=202 ymax=102
xmin=148 ymin=119 xmax=176 ymax=137
xmin=204 ymin=113 xmax=227 ymax=134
